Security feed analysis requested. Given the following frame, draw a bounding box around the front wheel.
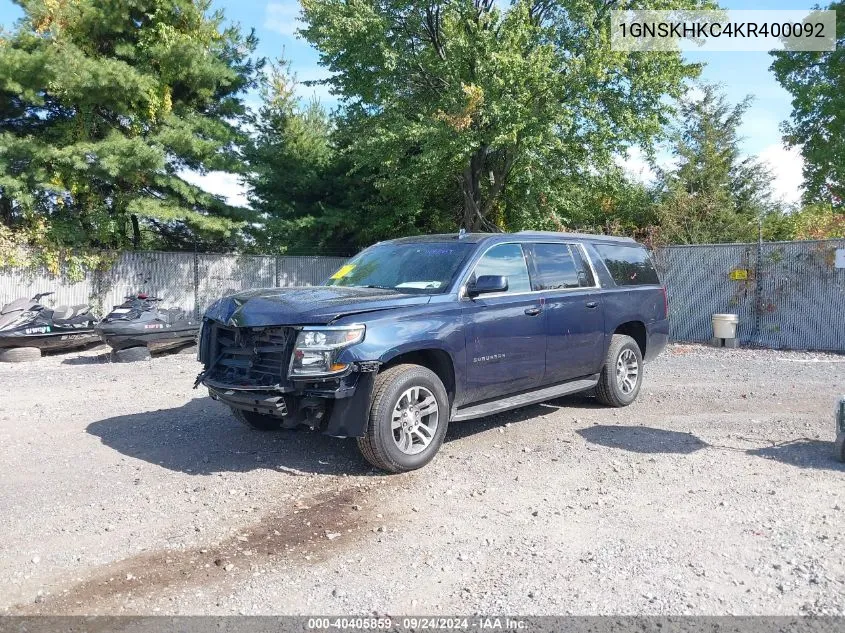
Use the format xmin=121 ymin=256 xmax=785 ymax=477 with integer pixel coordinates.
xmin=357 ymin=364 xmax=449 ymax=473
xmin=595 ymin=334 xmax=643 ymax=407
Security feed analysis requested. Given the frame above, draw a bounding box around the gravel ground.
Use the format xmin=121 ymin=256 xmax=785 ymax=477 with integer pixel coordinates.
xmin=1 ymin=343 xmax=844 ymax=615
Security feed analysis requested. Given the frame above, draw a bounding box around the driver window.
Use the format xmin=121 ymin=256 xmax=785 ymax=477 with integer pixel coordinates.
xmin=472 ymin=243 xmax=531 ymax=294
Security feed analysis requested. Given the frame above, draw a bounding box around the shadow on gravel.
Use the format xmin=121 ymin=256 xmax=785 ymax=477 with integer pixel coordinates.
xmin=62 ymin=352 xmax=111 ymax=365
xmin=86 ymin=396 xmax=375 ymax=476
xmin=576 ymin=424 xmax=710 ymax=454
xmin=748 ymin=440 xmax=845 ymax=472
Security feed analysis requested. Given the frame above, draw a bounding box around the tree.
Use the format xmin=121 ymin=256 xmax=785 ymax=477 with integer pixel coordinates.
xmin=244 ymin=61 xmax=340 ymax=254
xmin=771 ymin=2 xmax=845 ymax=207
xmin=300 ymin=0 xmax=713 ymax=233
xmin=652 ymin=84 xmax=778 ymax=244
xmin=244 ymin=61 xmax=454 ymax=254
xmin=0 ymin=0 xmax=261 ymax=257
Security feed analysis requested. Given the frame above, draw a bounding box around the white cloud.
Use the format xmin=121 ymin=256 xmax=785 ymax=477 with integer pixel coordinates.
xmin=180 ymin=170 xmax=251 ymax=209
xmin=264 ymin=1 xmax=303 ymax=37
xmin=757 ymin=143 xmax=804 ymax=206
xmin=616 ymin=146 xmax=666 ymax=184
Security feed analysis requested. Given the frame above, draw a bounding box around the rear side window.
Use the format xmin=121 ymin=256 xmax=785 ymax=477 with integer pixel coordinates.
xmin=594 ymin=244 xmax=660 ymax=286
xmin=531 ymin=243 xmax=580 ymax=290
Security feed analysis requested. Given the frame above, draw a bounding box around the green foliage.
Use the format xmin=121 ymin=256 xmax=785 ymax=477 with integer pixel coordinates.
xmin=0 ymin=0 xmax=261 ymax=260
xmin=762 ymin=203 xmax=845 ymax=241
xmin=771 ymin=2 xmax=845 ymax=207
xmin=300 ymin=0 xmax=713 ymax=233
xmin=652 ymin=84 xmax=778 ymax=244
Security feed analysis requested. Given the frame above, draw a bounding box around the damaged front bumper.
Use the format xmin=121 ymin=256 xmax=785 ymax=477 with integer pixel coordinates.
xmin=195 ymin=320 xmax=379 ymax=438
xmin=204 ymin=366 xmax=378 ymax=438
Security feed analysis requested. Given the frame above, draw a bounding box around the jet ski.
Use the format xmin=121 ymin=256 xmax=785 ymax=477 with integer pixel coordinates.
xmin=95 ymin=293 xmax=199 ymax=352
xmin=0 ymin=292 xmax=99 ymax=351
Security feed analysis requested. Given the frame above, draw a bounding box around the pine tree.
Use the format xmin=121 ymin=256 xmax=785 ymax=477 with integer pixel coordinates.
xmin=654 ymin=85 xmax=777 ymax=244
xmin=0 ymin=0 xmax=261 ymax=253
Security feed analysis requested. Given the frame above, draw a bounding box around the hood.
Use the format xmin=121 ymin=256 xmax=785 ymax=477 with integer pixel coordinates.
xmin=203 ymin=286 xmax=431 ymax=327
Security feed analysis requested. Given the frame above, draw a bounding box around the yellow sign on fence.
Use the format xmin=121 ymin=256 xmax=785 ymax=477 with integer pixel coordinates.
xmin=729 ymin=269 xmax=749 ymax=281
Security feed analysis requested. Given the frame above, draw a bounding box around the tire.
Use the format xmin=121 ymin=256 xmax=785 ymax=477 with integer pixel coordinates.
xmin=110 ymin=346 xmax=151 ymax=363
xmin=595 ymin=334 xmax=644 ymax=407
xmin=835 ymin=431 xmax=845 ymax=463
xmin=0 ymin=347 xmax=42 ymax=363
xmin=231 ymin=408 xmax=284 ymax=431
xmin=357 ymin=364 xmax=449 ymax=473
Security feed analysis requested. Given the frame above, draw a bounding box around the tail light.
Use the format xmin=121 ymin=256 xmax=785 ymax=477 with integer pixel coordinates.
xmin=661 ymin=286 xmax=668 ymax=318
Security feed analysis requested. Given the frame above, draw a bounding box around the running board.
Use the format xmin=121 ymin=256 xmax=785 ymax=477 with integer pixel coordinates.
xmin=451 ymin=376 xmax=598 ymax=422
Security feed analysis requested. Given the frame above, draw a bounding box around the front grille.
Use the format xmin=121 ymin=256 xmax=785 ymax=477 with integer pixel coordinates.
xmin=206 ymin=324 xmax=295 ymax=388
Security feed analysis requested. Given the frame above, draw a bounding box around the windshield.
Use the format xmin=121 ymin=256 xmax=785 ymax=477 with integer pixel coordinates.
xmin=324 ymin=242 xmax=474 ymax=294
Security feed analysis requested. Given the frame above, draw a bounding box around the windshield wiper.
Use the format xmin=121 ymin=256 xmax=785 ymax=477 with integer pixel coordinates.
xmin=363 ymin=285 xmax=396 ymax=290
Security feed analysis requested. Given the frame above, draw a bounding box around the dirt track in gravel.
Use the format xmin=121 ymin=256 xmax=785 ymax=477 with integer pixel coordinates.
xmin=1 ymin=343 xmax=844 ymax=615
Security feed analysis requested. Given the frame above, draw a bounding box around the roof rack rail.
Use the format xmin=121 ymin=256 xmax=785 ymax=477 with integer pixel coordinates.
xmin=515 ymin=230 xmax=636 ymax=243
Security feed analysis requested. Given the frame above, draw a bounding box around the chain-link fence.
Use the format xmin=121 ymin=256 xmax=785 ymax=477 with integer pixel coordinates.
xmin=0 ymin=251 xmax=348 ymax=318
xmin=2 ymin=241 xmax=844 ymax=351
xmin=654 ymin=239 xmax=845 ymax=352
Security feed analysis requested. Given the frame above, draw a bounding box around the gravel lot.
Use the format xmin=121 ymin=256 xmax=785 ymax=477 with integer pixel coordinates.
xmin=1 ymin=343 xmax=844 ymax=615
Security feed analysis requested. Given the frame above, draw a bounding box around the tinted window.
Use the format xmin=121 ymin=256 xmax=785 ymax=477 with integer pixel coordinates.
xmin=594 ymin=244 xmax=660 ymax=286
xmin=570 ymin=245 xmax=596 ymax=287
xmin=325 ymin=242 xmax=473 ymax=293
xmin=531 ymin=243 xmax=580 ymax=290
xmin=472 ymin=243 xmax=531 ymax=293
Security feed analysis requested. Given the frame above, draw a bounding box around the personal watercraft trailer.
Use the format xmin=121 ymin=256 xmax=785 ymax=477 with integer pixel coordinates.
xmin=0 ymin=292 xmax=99 ymax=360
xmin=95 ymin=294 xmax=199 ymax=353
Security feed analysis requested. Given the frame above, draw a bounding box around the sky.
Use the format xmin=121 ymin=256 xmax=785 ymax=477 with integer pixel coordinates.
xmin=0 ymin=0 xmax=811 ymax=206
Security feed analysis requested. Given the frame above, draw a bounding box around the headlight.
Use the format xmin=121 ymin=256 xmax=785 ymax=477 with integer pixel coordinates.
xmin=289 ymin=325 xmax=365 ymax=377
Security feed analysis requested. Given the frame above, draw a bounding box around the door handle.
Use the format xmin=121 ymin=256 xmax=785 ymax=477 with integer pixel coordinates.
xmin=524 ymin=307 xmax=543 ymax=316
xmin=585 ymin=301 xmax=598 ymax=309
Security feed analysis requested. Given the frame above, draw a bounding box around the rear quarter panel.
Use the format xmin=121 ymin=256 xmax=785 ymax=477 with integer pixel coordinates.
xmin=600 ymin=286 xmax=669 ymax=362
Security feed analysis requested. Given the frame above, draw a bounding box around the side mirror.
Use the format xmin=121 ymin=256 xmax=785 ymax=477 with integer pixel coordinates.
xmin=467 ymin=275 xmax=508 ymax=297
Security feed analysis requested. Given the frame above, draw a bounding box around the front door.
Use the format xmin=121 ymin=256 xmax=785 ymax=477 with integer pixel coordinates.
xmin=462 ymin=243 xmax=546 ymax=404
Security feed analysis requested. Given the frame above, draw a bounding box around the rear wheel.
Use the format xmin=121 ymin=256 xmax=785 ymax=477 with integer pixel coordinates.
xmin=231 ymin=408 xmax=284 ymax=431
xmin=357 ymin=364 xmax=449 ymax=473
xmin=596 ymin=334 xmax=643 ymax=407
xmin=0 ymin=347 xmax=42 ymax=363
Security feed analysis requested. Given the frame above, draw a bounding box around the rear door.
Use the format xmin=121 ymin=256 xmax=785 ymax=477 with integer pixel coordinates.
xmin=461 ymin=243 xmax=546 ymax=404
xmin=526 ymin=242 xmax=605 ymax=383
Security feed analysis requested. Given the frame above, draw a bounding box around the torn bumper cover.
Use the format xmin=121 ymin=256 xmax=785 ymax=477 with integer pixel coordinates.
xmin=196 ymin=319 xmax=379 ymax=438
xmin=205 ymin=369 xmax=377 ymax=438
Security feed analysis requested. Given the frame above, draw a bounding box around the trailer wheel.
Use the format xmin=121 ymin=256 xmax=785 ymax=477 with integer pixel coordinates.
xmin=0 ymin=347 xmax=42 ymax=363
xmin=110 ymin=346 xmax=151 ymax=363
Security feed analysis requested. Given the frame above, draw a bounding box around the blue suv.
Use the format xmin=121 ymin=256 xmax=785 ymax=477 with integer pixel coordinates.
xmin=197 ymin=231 xmax=669 ymax=472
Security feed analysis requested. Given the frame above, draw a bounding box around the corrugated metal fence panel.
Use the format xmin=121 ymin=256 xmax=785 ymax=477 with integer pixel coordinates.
xmin=655 ymin=243 xmax=757 ymax=344
xmin=3 ymin=243 xmax=842 ymax=351
xmin=277 ymin=257 xmax=348 ymax=287
xmin=196 ymin=254 xmax=276 ymax=315
xmin=99 ymin=251 xmax=197 ymax=315
xmin=0 ymin=251 xmax=348 ymax=318
xmin=0 ymin=264 xmax=93 ymax=312
xmin=753 ymin=240 xmax=845 ymax=351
